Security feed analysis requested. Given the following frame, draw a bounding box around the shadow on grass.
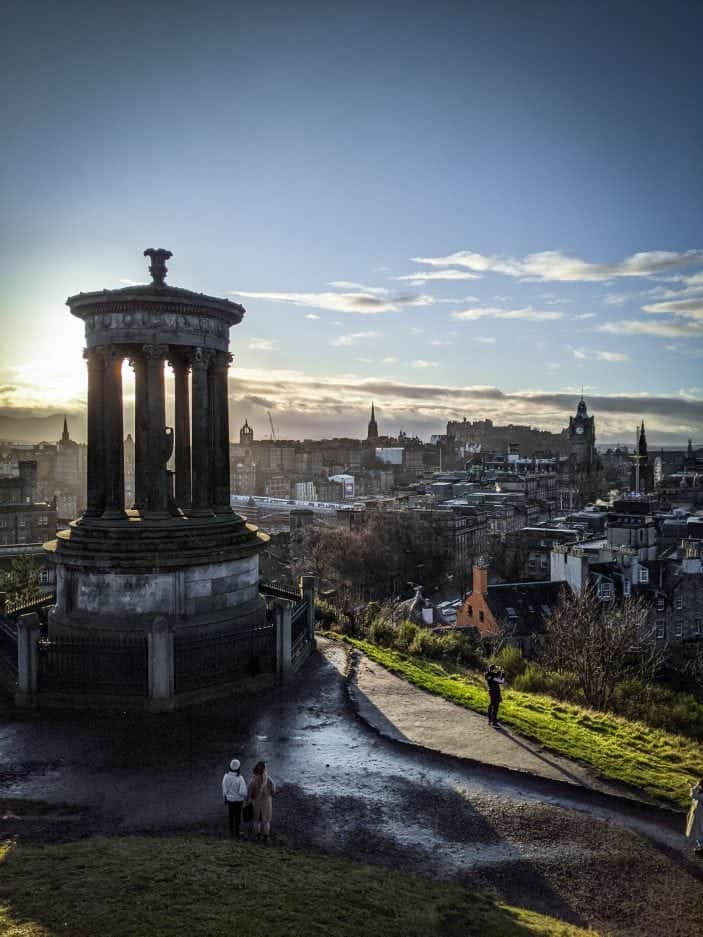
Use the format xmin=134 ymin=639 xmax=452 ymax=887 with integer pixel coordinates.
xmin=0 ymin=836 xmax=598 ymax=937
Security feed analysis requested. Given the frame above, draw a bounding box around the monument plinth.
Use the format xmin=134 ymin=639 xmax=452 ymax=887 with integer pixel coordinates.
xmin=46 ymin=250 xmax=269 ymax=642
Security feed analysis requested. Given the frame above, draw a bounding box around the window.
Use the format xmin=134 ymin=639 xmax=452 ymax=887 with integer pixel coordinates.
xmin=39 ymin=568 xmax=50 ymax=584
xmin=656 ymin=620 xmax=666 ymax=640
xmin=623 ymin=579 xmax=632 ymax=597
xmin=638 ymin=567 xmax=649 ymax=584
xmin=675 ymin=620 xmax=683 ymax=638
xmin=467 ymin=604 xmax=473 ymax=617
xmin=597 ymin=580 xmax=613 ymax=600
xmin=656 ymin=596 xmax=665 ymax=611
xmin=675 ymin=596 xmax=683 ymax=610
xmin=479 ymin=610 xmax=484 ymax=623
xmin=695 ymin=619 xmax=702 ymax=636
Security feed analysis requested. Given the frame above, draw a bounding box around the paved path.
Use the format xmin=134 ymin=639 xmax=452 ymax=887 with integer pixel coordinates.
xmin=1 ymin=639 xmax=702 ymax=937
xmin=350 ymin=649 xmax=651 ymax=802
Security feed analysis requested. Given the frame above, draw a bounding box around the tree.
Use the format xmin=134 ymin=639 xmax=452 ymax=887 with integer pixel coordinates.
xmin=543 ymin=586 xmax=652 ymax=710
xmin=1 ymin=554 xmax=41 ymax=603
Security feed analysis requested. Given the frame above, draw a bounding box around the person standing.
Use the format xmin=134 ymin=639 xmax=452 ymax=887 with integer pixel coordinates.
xmin=485 ymin=664 xmax=505 ymax=727
xmin=248 ymin=760 xmax=276 ymax=842
xmin=686 ymin=778 xmax=703 ymax=855
xmin=222 ymin=758 xmax=247 ymax=838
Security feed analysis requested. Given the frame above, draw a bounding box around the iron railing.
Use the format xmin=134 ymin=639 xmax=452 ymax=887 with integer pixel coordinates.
xmin=5 ymin=592 xmax=56 ymax=617
xmin=260 ymin=580 xmax=303 ymax=605
xmin=174 ymin=622 xmax=276 ymax=693
xmin=37 ymin=635 xmax=148 ymax=697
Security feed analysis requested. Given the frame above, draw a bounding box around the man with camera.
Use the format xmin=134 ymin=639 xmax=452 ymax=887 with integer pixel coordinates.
xmin=485 ymin=664 xmax=505 ymax=727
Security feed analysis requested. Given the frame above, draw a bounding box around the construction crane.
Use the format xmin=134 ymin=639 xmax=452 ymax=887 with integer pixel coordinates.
xmin=267 ymin=411 xmax=278 ymax=441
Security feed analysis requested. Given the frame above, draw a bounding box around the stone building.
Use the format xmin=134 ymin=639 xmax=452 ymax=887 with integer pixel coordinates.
xmin=40 ymin=248 xmax=277 ymax=709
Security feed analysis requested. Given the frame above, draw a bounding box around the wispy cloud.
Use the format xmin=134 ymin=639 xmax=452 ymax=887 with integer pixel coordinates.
xmin=382 ymin=356 xmax=398 ymax=364
xmin=599 ymin=319 xmax=703 ymax=338
xmin=329 ymin=330 xmax=382 ymax=347
xmin=573 ymin=312 xmax=597 ymax=320
xmin=412 ymin=360 xmax=438 ymax=368
xmin=451 ymin=306 xmax=565 ymax=322
xmin=412 ymin=249 xmax=703 ymax=282
xmin=248 ymin=338 xmax=276 ymax=352
xmin=571 ymin=347 xmax=629 ymax=363
xmin=641 ymin=297 xmax=703 ymax=320
xmin=231 ymin=288 xmax=434 ymax=315
xmin=328 ymin=281 xmax=390 ymax=295
xmin=304 ymin=313 xmax=320 ymax=320
xmin=392 ymin=269 xmax=481 ymax=284
xmin=473 ymin=336 xmax=496 ymax=344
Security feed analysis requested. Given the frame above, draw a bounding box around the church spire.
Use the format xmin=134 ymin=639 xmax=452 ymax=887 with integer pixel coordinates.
xmin=61 ymin=415 xmax=70 ymax=443
xmin=367 ymin=401 xmax=379 ymax=441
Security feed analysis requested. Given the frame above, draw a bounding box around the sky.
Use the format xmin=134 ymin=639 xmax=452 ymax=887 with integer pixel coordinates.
xmin=1 ymin=0 xmax=702 ymax=446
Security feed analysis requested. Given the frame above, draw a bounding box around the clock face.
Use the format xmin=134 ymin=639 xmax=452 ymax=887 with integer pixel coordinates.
xmin=575 ymin=426 xmax=584 ymax=435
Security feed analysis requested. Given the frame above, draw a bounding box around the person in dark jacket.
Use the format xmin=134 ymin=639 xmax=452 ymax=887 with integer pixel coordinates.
xmin=485 ymin=664 xmax=505 ymax=727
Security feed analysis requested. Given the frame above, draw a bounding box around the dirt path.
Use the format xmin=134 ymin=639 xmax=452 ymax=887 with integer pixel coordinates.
xmin=1 ymin=639 xmax=702 ymax=936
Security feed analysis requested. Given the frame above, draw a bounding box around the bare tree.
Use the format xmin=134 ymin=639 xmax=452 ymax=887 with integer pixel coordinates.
xmin=544 ymin=586 xmax=653 ymax=710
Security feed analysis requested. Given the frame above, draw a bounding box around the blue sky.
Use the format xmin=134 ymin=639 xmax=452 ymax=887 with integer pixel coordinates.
xmin=1 ymin=0 xmax=702 ymax=444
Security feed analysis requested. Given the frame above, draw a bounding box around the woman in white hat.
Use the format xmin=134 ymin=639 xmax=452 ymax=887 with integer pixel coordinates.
xmin=222 ymin=758 xmax=248 ymax=838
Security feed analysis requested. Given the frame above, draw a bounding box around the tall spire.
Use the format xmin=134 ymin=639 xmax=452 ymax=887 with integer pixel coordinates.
xmin=367 ymin=401 xmax=379 ymax=441
xmin=638 ymin=420 xmax=648 ymax=458
xmin=61 ymin=415 xmax=70 ymax=443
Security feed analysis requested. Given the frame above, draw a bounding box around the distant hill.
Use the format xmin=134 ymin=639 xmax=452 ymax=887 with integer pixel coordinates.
xmin=0 ymin=412 xmax=86 ymax=445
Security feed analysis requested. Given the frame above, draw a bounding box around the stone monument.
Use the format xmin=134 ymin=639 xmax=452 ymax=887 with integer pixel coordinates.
xmin=44 ymin=249 xmax=270 ymax=703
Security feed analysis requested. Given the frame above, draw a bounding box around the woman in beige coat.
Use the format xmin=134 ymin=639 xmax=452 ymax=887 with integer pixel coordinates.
xmin=248 ymin=760 xmax=276 ymax=842
xmin=686 ymin=778 xmax=703 ymax=854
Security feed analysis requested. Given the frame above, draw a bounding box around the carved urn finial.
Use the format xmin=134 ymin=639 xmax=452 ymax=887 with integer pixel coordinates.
xmin=143 ymin=248 xmax=173 ymax=286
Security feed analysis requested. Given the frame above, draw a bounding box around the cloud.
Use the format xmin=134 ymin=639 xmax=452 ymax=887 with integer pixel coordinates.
xmin=473 ymin=336 xmax=496 ymax=344
xmin=304 ymin=313 xmax=320 ymax=320
xmin=382 ymin=356 xmax=398 ymax=364
xmin=327 ymin=281 xmax=389 ymax=295
xmin=248 ymin=338 xmax=276 ymax=352
xmin=231 ymin=288 xmax=435 ymax=315
xmin=227 ymin=367 xmax=703 ymax=442
xmin=451 ymin=306 xmax=565 ymax=322
xmin=599 ymin=319 xmax=703 ymax=338
xmin=412 ymin=360 xmax=438 ymax=368
xmin=570 ymin=348 xmax=629 ymax=363
xmin=392 ymin=269 xmax=481 ymax=284
xmin=411 ymin=249 xmax=703 ymax=282
xmin=641 ymin=297 xmax=703 ymax=320
xmin=573 ymin=313 xmax=597 ymax=320
xmin=329 ymin=330 xmax=382 ymax=347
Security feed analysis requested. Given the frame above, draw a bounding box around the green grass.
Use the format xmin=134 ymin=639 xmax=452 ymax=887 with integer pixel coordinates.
xmin=0 ymin=837 xmax=600 ymax=937
xmin=339 ymin=636 xmax=703 ymax=809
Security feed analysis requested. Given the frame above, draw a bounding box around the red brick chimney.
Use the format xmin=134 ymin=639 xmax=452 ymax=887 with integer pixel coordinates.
xmin=472 ymin=562 xmax=489 ymax=595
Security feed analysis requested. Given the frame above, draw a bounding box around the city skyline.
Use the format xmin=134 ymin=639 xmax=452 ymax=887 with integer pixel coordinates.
xmin=2 ymin=1 xmax=703 ymax=444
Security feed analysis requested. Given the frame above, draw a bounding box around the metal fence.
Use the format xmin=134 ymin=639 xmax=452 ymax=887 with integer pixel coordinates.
xmin=260 ymin=580 xmax=303 ymax=605
xmin=5 ymin=592 xmax=56 ymax=617
xmin=0 ymin=618 xmax=18 ymax=677
xmin=174 ymin=622 xmax=276 ymax=693
xmin=37 ymin=636 xmax=148 ymax=696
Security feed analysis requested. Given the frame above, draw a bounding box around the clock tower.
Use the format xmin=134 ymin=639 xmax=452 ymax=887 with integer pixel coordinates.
xmin=568 ymin=395 xmax=596 ymax=470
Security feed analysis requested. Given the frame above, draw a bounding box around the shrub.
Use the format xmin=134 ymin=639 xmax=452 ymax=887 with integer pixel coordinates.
xmin=315 ymin=599 xmax=338 ymax=628
xmin=367 ymin=617 xmax=395 ymax=647
xmin=490 ymin=645 xmax=527 ymax=681
xmin=436 ymin=630 xmax=485 ymax=670
xmin=512 ymin=663 xmax=583 ymax=702
xmin=409 ymin=629 xmax=444 ymax=659
xmin=394 ymin=620 xmax=420 ymax=652
xmin=610 ymin=678 xmax=703 ymax=740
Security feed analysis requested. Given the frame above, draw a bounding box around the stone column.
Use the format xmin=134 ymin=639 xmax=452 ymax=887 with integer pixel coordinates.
xmin=274 ymin=601 xmax=292 ymax=684
xmin=143 ymin=344 xmax=169 ymax=516
xmin=83 ymin=347 xmax=106 ymax=517
xmin=102 ymin=348 xmax=125 ymax=519
xmin=301 ymin=575 xmax=316 ymax=643
xmin=190 ymin=347 xmax=214 ymax=515
xmin=130 ymin=352 xmax=149 ymax=511
xmin=171 ymin=356 xmax=191 ymax=509
xmin=211 ymin=352 xmax=233 ymax=513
